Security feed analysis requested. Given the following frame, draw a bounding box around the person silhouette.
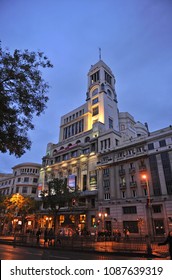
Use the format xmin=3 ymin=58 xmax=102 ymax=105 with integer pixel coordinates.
xmin=44 ymin=228 xmax=48 ymax=246
xmin=158 ymin=231 xmax=172 ymax=260
xmin=36 ymin=228 xmax=41 ymax=244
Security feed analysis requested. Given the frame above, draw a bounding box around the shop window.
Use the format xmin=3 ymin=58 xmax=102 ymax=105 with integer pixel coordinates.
xmin=91 ymin=215 xmax=96 ymax=227
xmin=123 ymin=221 xmax=139 ymax=233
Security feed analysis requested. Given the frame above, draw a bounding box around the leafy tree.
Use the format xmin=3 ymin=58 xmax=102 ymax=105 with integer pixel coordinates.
xmin=1 ymin=193 xmax=38 ymax=233
xmin=41 ymin=178 xmax=79 ymax=233
xmin=0 ymin=43 xmax=53 ymax=156
xmin=3 ymin=193 xmax=36 ymax=215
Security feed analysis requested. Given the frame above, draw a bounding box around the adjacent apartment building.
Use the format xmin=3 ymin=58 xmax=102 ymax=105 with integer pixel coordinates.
xmin=0 ymin=162 xmax=41 ymax=198
xmin=39 ymin=58 xmax=172 ymax=237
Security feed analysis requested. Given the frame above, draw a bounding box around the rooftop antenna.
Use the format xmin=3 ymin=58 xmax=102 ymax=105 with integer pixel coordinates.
xmin=99 ymin=47 xmax=101 ymax=60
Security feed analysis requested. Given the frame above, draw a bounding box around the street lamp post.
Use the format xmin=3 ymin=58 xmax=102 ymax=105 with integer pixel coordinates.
xmin=142 ymin=174 xmax=153 ymax=255
xmin=142 ymin=174 xmax=151 ymax=207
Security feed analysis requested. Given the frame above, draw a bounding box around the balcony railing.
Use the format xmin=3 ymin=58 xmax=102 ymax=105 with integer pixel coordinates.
xmin=140 ymin=180 xmax=147 ymax=187
xmin=119 ymin=183 xmax=127 ymax=189
xmin=119 ymin=169 xmax=125 ymax=176
xmin=129 ymin=167 xmax=136 ymax=174
xmin=139 ymin=165 xmax=147 ymax=172
xmin=129 ymin=181 xmax=137 ymax=188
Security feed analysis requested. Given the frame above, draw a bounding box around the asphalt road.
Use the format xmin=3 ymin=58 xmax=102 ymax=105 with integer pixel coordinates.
xmin=0 ymin=244 xmax=152 ymax=260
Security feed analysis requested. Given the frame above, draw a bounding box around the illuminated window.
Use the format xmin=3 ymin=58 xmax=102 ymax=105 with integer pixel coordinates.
xmin=91 ymin=215 xmax=96 ymax=227
xmin=80 ymin=214 xmax=86 ymax=223
xmin=69 ymin=215 xmax=75 ymax=223
xmin=59 ymin=215 xmax=65 ymax=225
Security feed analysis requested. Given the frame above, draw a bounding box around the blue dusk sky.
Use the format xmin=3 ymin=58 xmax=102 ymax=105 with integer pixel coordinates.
xmin=0 ymin=0 xmax=172 ymax=173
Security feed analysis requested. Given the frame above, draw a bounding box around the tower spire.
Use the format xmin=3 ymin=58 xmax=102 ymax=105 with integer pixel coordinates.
xmin=99 ymin=47 xmax=101 ymax=60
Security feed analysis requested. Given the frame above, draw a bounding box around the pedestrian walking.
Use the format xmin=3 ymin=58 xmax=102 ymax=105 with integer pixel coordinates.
xmin=158 ymin=231 xmax=172 ymax=260
xmin=124 ymin=228 xmax=130 ymax=240
xmin=44 ymin=228 xmax=48 ymax=246
xmin=36 ymin=228 xmax=41 ymax=244
xmin=48 ymin=228 xmax=54 ymax=246
xmin=126 ymin=229 xmax=130 ymax=240
xmin=117 ymin=230 xmax=121 ymax=242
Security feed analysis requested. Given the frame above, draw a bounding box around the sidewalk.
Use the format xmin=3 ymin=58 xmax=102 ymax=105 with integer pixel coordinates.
xmin=0 ymin=235 xmax=169 ymax=259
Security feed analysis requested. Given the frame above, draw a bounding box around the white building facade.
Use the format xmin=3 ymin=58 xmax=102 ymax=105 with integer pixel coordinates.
xmin=41 ymin=58 xmax=172 ymax=237
xmin=0 ymin=162 xmax=41 ymax=198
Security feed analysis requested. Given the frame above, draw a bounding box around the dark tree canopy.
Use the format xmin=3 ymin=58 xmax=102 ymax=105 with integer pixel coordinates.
xmin=41 ymin=178 xmax=78 ymax=211
xmin=0 ymin=43 xmax=53 ymax=157
xmin=41 ymin=178 xmax=79 ymax=232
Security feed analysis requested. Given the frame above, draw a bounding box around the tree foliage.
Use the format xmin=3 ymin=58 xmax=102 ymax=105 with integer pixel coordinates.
xmin=41 ymin=178 xmax=78 ymax=211
xmin=0 ymin=43 xmax=53 ymax=156
xmin=2 ymin=193 xmax=37 ymax=219
xmin=0 ymin=193 xmax=39 ymax=233
xmin=41 ymin=178 xmax=79 ymax=232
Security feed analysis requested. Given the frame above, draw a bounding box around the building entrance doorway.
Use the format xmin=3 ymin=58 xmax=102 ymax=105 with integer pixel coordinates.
xmin=105 ymin=221 xmax=112 ymax=234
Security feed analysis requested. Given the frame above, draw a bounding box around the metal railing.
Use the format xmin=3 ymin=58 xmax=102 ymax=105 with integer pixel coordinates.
xmin=2 ymin=234 xmax=166 ymax=257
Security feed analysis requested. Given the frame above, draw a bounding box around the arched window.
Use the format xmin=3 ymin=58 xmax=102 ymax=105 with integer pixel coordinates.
xmin=60 ymin=146 xmax=64 ymax=150
xmin=92 ymin=88 xmax=98 ymax=97
xmin=53 ymin=149 xmax=58 ymax=156
xmin=76 ymin=140 xmax=81 ymax=144
xmin=85 ymin=136 xmax=90 ymax=143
